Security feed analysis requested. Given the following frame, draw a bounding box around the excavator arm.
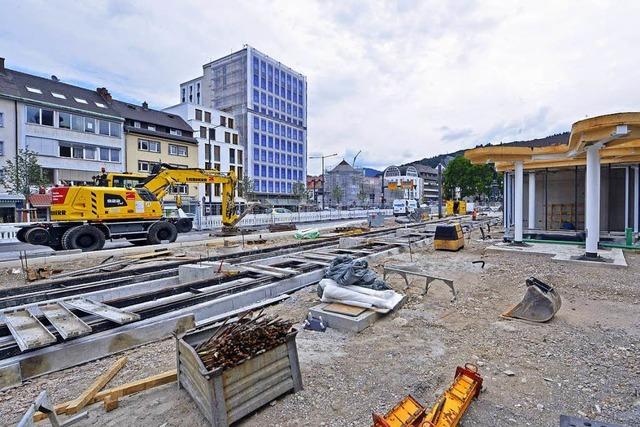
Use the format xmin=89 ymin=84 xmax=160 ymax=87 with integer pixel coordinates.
xmin=139 ymin=164 xmax=239 ymax=226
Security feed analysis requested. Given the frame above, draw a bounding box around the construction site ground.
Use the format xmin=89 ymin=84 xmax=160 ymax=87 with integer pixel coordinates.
xmin=1 ymin=226 xmax=639 ymax=426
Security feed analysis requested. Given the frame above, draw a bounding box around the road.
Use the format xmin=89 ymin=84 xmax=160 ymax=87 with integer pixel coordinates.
xmin=0 ymin=218 xmax=368 ymax=262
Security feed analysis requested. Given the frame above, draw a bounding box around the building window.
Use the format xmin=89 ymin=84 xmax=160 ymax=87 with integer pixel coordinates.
xmin=27 ymin=106 xmax=40 ymax=124
xmin=134 ymin=121 xmax=141 ymax=128
xmin=85 ymin=118 xmax=95 ymax=133
xmin=0 ymin=141 xmax=3 ymax=156
xmin=59 ymin=145 xmax=71 ymax=157
xmin=138 ymin=161 xmax=150 ymax=172
xmin=232 ymin=134 xmax=238 ymax=145
xmin=110 ymin=122 xmax=121 ymax=137
xmin=169 ymin=144 xmax=188 ymax=157
xmin=58 ymin=112 xmax=71 ymax=129
xmin=225 ymin=132 xmax=231 ymax=143
xmin=72 ymin=115 xmax=84 ymax=131
xmin=237 ymin=150 xmax=242 ymax=165
xmin=219 ymin=116 xmax=226 ymax=127
xmin=138 ymin=139 xmax=160 ymax=153
xmin=204 ymin=111 xmax=211 ymax=123
xmin=200 ymin=126 xmax=207 ymax=138
xmin=99 ymin=120 xmax=110 ymax=135
xmin=0 ymin=112 xmax=3 ymax=127
xmin=209 ymin=128 xmax=216 ymax=141
xmin=169 ymin=184 xmax=189 ymax=195
xmin=229 ymin=148 xmax=235 ymax=164
xmin=195 ymin=109 xmax=203 ymax=121
xmin=214 ymin=145 xmax=221 ymax=162
xmin=181 ymin=88 xmax=185 ymax=103
xmin=170 ymin=129 xmax=182 ymax=136
xmin=228 ymin=118 xmax=234 ymax=129
xmin=147 ymin=124 xmax=156 ymax=131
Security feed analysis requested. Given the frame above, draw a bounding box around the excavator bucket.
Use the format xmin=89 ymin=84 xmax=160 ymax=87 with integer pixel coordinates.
xmin=502 ymin=277 xmax=562 ymax=322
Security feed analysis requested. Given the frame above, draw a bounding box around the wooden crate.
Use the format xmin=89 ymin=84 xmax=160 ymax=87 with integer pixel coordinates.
xmin=176 ymin=326 xmax=302 ymax=427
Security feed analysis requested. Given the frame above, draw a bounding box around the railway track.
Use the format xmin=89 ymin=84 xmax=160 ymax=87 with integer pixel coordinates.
xmin=0 ymin=215 xmax=497 ymax=387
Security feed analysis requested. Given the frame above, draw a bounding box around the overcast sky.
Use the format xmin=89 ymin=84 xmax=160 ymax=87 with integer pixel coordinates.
xmin=2 ymin=0 xmax=640 ymax=174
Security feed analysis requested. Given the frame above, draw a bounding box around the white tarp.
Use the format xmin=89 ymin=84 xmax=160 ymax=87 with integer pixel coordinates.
xmin=318 ymin=278 xmax=403 ymax=312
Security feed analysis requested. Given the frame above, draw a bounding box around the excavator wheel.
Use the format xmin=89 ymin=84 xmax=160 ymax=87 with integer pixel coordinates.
xmin=16 ymin=227 xmax=29 ymax=243
xmin=62 ymin=225 xmax=106 ymax=252
xmin=24 ymin=227 xmax=50 ymax=246
xmin=147 ymin=221 xmax=178 ymax=245
xmin=175 ymin=218 xmax=193 ymax=233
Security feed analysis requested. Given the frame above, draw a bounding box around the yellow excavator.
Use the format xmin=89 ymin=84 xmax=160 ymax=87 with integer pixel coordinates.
xmin=17 ymin=164 xmax=239 ymax=252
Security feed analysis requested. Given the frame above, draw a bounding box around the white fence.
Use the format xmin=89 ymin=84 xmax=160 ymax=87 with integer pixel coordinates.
xmin=0 ymin=222 xmax=30 ymax=244
xmin=0 ymin=210 xmax=393 ymax=243
xmin=194 ymin=209 xmax=393 ymax=230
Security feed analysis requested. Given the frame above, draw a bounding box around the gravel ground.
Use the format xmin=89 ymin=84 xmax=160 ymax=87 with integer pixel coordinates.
xmin=1 ymin=226 xmax=639 ymax=426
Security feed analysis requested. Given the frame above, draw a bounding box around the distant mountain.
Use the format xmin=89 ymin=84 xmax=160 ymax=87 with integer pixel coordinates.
xmin=403 ymin=149 xmax=465 ymax=168
xmin=361 ymin=167 xmax=382 ymax=177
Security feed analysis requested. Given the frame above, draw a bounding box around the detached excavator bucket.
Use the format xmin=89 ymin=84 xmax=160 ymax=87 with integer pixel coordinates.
xmin=502 ymin=277 xmax=562 ymax=322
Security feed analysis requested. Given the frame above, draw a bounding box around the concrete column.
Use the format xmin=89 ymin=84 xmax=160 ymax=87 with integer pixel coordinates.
xmin=624 ymin=166 xmax=629 ymax=228
xmin=514 ymin=161 xmax=524 ymax=243
xmin=585 ymin=146 xmax=601 ymax=257
xmin=635 ymin=166 xmax=639 ymax=233
xmin=528 ymin=172 xmax=536 ymax=229
xmin=503 ymin=173 xmax=508 ymax=228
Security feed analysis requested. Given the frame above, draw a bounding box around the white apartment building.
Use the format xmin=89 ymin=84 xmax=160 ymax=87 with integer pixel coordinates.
xmin=383 ymin=165 xmax=424 ymax=202
xmin=0 ymin=58 xmax=125 ymax=221
xmin=163 ymin=102 xmax=244 ymax=214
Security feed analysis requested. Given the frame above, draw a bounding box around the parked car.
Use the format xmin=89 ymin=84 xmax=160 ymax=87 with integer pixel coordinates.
xmin=272 ymin=208 xmax=293 ymax=214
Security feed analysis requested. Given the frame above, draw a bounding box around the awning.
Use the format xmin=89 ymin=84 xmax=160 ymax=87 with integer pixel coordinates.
xmin=0 ymin=194 xmax=24 ymax=208
xmin=28 ymin=193 xmax=52 ymax=208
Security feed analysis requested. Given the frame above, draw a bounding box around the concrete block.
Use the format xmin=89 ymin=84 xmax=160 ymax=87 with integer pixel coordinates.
xmin=308 ymin=303 xmax=380 ymax=333
xmin=338 ymin=237 xmax=365 ymax=249
xmin=395 ymin=228 xmax=415 ymax=238
xmin=179 ymin=264 xmax=219 ymax=283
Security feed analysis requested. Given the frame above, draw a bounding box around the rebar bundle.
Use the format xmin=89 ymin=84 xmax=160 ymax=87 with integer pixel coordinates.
xmin=195 ymin=310 xmax=295 ymax=371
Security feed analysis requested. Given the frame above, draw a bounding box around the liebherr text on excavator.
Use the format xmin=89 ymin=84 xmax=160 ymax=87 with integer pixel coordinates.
xmin=17 ymin=164 xmax=239 ymax=252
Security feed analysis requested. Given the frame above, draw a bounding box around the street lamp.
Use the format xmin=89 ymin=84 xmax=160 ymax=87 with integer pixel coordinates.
xmin=309 ymin=153 xmax=337 ymax=210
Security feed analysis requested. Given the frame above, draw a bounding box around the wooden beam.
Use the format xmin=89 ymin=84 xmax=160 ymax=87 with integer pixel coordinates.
xmin=65 ymin=356 xmax=128 ymax=415
xmin=33 ymin=369 xmax=176 ymax=422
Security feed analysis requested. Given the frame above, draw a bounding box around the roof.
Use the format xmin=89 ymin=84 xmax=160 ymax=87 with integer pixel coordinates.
xmin=111 ymin=100 xmax=194 ymax=133
xmin=0 ymin=68 xmax=121 ymax=118
xmin=329 ymin=159 xmax=357 ymax=173
xmin=362 ymin=167 xmax=381 ymax=177
xmin=124 ymin=126 xmax=198 ymax=145
xmin=410 ymin=164 xmax=438 ymax=174
xmin=465 ymin=113 xmax=640 ymax=171
xmin=28 ymin=193 xmax=52 ymax=207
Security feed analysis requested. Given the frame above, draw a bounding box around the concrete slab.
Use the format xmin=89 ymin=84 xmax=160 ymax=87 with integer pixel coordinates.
xmin=338 ymin=237 xmax=365 ymax=249
xmin=309 ymin=303 xmax=380 ymax=333
xmin=179 ymin=264 xmax=219 ymax=283
xmin=487 ymin=242 xmax=627 ymax=268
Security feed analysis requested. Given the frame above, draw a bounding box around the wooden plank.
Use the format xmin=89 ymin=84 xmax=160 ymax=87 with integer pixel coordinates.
xmin=65 ymin=356 xmax=128 ymax=415
xmin=122 ymin=249 xmax=172 ymax=260
xmin=33 ymin=369 xmax=177 ymax=422
xmin=323 ymin=302 xmax=367 ymax=317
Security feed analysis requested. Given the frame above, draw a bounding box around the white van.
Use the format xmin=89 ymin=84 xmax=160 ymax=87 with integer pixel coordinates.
xmin=393 ymin=199 xmax=418 ymax=216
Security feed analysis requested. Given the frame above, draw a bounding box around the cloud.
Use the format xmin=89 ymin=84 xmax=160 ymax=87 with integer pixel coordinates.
xmin=2 ymin=1 xmax=640 ymax=174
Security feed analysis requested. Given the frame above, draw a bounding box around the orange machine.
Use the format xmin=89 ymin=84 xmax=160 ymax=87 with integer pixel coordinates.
xmin=372 ymin=364 xmax=482 ymax=427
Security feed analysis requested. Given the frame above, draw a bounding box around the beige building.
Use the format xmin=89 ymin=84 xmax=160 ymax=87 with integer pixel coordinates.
xmin=110 ymin=99 xmax=199 ymax=211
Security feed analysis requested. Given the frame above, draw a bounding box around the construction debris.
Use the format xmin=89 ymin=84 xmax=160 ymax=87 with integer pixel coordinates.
xmin=294 ymin=228 xmax=320 ymax=239
xmin=502 ymin=277 xmax=562 ymax=322
xmin=25 ymin=266 xmax=63 ymax=281
xmin=195 ymin=311 xmax=295 ymax=371
xmin=65 ymin=356 xmax=128 ymax=415
xmin=268 ymin=223 xmax=297 ymax=232
xmin=323 ymin=255 xmax=391 ymax=291
xmin=372 ymin=364 xmax=483 ymax=427
xmin=18 ymin=391 xmax=88 ymax=427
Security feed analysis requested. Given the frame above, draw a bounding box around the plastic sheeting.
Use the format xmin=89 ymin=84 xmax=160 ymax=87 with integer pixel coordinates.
xmin=294 ymin=228 xmax=320 ymax=239
xmin=318 ymin=279 xmax=403 ymax=311
xmin=323 ymin=255 xmax=391 ymax=291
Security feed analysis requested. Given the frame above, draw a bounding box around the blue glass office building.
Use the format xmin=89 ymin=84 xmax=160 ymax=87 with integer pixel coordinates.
xmin=192 ymin=46 xmax=307 ymax=205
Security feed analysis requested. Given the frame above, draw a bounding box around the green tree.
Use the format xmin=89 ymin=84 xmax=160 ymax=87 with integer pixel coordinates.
xmin=331 ymin=185 xmax=344 ymax=207
xmin=292 ymin=182 xmax=308 ymax=210
xmin=443 ymin=156 xmax=497 ymax=200
xmin=237 ymin=175 xmax=255 ymax=201
xmin=357 ymin=184 xmax=368 ymax=207
xmin=0 ymin=149 xmax=47 ymax=203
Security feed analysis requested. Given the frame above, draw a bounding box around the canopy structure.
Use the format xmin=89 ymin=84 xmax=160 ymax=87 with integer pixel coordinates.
xmin=465 ymin=112 xmax=640 ymax=258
